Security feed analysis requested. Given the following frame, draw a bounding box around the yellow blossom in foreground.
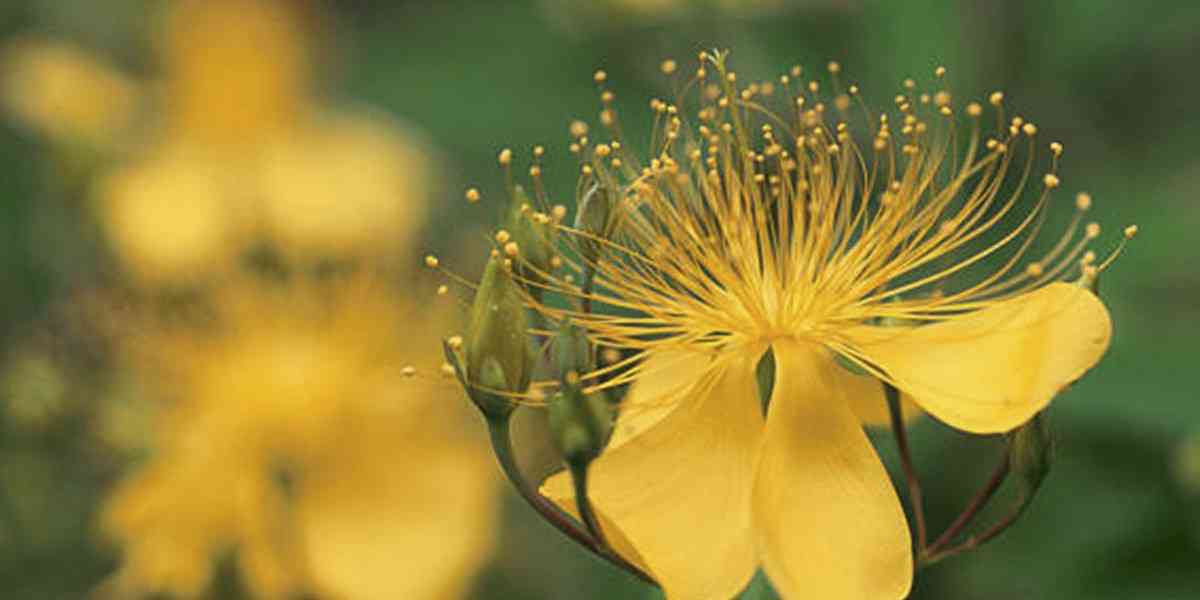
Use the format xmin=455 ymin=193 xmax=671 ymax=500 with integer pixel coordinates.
xmin=0 ymin=38 xmax=138 ymax=147
xmin=476 ymin=53 xmax=1127 ymax=599
xmin=101 ymin=276 xmax=498 ymax=599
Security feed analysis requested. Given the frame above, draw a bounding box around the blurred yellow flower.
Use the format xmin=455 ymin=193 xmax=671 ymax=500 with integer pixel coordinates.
xmin=0 ymin=38 xmax=138 ymax=148
xmin=94 ymin=145 xmax=249 ymax=284
xmin=85 ymin=0 xmax=431 ymax=286
xmin=101 ymin=276 xmax=498 ymax=599
xmin=162 ymin=0 xmax=311 ymax=150
xmin=259 ymin=111 xmax=431 ymax=261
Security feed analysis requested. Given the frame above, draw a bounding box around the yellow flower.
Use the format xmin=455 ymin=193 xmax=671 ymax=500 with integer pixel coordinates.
xmin=0 ymin=37 xmax=138 ymax=147
xmin=161 ymin=0 xmax=311 ymax=150
xmin=499 ymin=53 xmax=1126 ymax=598
xmin=101 ymin=276 xmax=498 ymax=599
xmin=88 ymin=0 xmax=432 ymax=284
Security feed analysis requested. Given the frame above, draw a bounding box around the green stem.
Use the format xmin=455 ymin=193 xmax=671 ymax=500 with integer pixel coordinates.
xmin=923 ymin=453 xmax=1010 ymax=559
xmin=485 ymin=417 xmax=657 ymax=586
xmin=570 ymin=461 xmax=608 ymax=547
xmin=885 ymin=384 xmax=928 ymax=551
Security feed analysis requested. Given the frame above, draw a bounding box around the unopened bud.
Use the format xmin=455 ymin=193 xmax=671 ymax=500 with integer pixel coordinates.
xmin=575 ymin=183 xmax=616 ymax=262
xmin=1008 ymin=411 xmax=1053 ymax=499
xmin=548 ymin=384 xmax=612 ymax=464
xmin=456 ymin=255 xmax=533 ymax=420
xmin=507 ymin=185 xmax=557 ymax=287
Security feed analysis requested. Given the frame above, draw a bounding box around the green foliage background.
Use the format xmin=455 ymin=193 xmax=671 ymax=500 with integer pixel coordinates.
xmin=0 ymin=1 xmax=1197 ymax=598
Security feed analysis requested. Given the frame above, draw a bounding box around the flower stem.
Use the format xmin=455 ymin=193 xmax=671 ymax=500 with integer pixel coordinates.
xmin=885 ymin=384 xmax=928 ymax=551
xmin=570 ymin=461 xmax=609 ymax=547
xmin=485 ymin=416 xmax=657 ymax=586
xmin=923 ymin=453 xmax=1010 ymax=558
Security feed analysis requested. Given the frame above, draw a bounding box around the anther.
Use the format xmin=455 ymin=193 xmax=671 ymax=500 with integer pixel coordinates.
xmin=989 ymin=91 xmax=1004 ymax=105
xmin=935 ymin=66 xmax=947 ymax=78
xmin=570 ymin=120 xmax=589 ymax=138
xmin=437 ymin=284 xmax=449 ymax=296
xmin=495 ymin=230 xmax=511 ymax=244
xmin=593 ymin=70 xmax=607 ymax=83
xmin=1043 ymin=174 xmax=1060 ymax=188
xmin=1026 ymin=263 xmax=1044 ymax=277
xmin=1124 ymin=225 xmax=1138 ymax=239
xmin=1050 ymin=142 xmax=1063 ymax=156
xmin=966 ymin=102 xmax=983 ymax=117
xmin=440 ymin=363 xmax=456 ymax=378
xmin=827 ymin=61 xmax=841 ymax=74
xmin=424 ymin=255 xmax=439 ymax=268
xmin=498 ymin=148 xmax=512 ymax=166
xmin=1075 ymin=192 xmax=1092 ymax=211
xmin=533 ymin=145 xmax=545 ymax=158
xmin=1086 ymin=222 xmax=1101 ymax=239
xmin=447 ymin=335 xmax=464 ymax=351
xmin=401 ymin=366 xmax=416 ymax=378
xmin=504 ymin=241 xmax=520 ymax=257
xmin=661 ymin=59 xmax=677 ymax=75
xmin=1022 ymin=123 xmax=1038 ymax=136
xmin=465 ymin=188 xmax=481 ymax=203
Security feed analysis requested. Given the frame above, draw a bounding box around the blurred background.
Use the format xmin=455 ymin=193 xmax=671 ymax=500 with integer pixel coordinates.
xmin=0 ymin=0 xmax=1196 ymax=598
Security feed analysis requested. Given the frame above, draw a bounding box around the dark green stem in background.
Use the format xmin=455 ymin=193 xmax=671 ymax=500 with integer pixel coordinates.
xmin=885 ymin=384 xmax=928 ymax=551
xmin=923 ymin=454 xmax=1011 ymax=559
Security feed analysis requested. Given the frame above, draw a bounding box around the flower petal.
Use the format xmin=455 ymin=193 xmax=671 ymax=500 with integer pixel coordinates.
xmin=541 ymin=352 xmax=762 ymax=600
xmin=844 ymin=283 xmax=1112 ymax=433
xmin=837 ymin=367 xmax=923 ymax=427
xmin=754 ymin=340 xmax=913 ymax=600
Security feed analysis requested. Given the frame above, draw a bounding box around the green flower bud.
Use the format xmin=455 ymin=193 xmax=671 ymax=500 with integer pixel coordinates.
xmin=1008 ymin=411 xmax=1053 ymax=498
xmin=459 ymin=255 xmax=533 ymax=420
xmin=506 ymin=185 xmax=556 ymax=284
xmin=548 ymin=384 xmax=613 ymax=464
xmin=548 ymin=320 xmax=612 ymax=463
xmin=574 ymin=182 xmax=616 ymax=262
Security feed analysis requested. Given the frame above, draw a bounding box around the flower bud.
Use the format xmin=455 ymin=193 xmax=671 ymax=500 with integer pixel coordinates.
xmin=548 ymin=385 xmax=613 ymax=464
xmin=507 ymin=185 xmax=556 ymax=286
xmin=574 ymin=182 xmax=616 ymax=262
xmin=1008 ymin=411 xmax=1053 ymax=498
xmin=457 ymin=254 xmax=533 ymax=420
xmin=548 ymin=321 xmax=612 ymax=463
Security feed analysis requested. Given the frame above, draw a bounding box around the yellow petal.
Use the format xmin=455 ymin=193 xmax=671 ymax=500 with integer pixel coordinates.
xmin=838 ymin=367 xmax=923 ymax=427
xmin=299 ymin=426 xmax=499 ymax=600
xmin=607 ymin=348 xmax=714 ymax=450
xmin=753 ymin=340 xmax=912 ymax=599
xmin=541 ymin=352 xmax=762 ymax=600
xmin=844 ymin=283 xmax=1112 ymax=433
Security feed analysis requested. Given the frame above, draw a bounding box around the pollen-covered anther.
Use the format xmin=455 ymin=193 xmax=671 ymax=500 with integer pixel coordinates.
xmin=401 ymin=366 xmax=416 ymax=378
xmin=529 ymin=165 xmax=542 ymax=178
xmin=661 ymin=59 xmax=677 ymax=75
xmin=601 ymin=90 xmax=615 ymax=104
xmin=935 ymin=65 xmax=947 ymax=78
xmin=827 ymin=61 xmax=841 ymax=74
xmin=436 ymin=284 xmax=449 ymax=296
xmin=1022 ymin=123 xmax=1038 ymax=136
xmin=550 ymin=256 xmax=563 ymax=269
xmin=1026 ymin=263 xmax=1044 ymax=277
xmin=1050 ymin=142 xmax=1064 ymax=156
xmin=447 ymin=335 xmax=464 ymax=351
xmin=595 ymin=144 xmax=611 ymax=158
xmin=593 ymin=69 xmax=607 ymax=84
xmin=465 ymin=187 xmax=481 ymax=203
xmin=1081 ymin=250 xmax=1097 ymax=265
xmin=1076 ymin=192 xmax=1092 ymax=211
xmin=1085 ymin=222 xmax=1101 ymax=239
xmin=569 ymin=120 xmax=589 ymax=138
xmin=551 ymin=205 xmax=567 ymax=221
xmin=424 ymin=255 xmax=439 ymax=268
xmin=440 ymin=362 xmax=457 ymax=378
xmin=495 ymin=229 xmax=511 ymax=244
xmin=1124 ymin=225 xmax=1139 ymax=239
xmin=1043 ymin=174 xmax=1060 ymax=188
xmin=966 ymin=102 xmax=983 ymax=117
xmin=498 ymin=148 xmax=512 ymax=166
xmin=989 ymin=91 xmax=1005 ymax=105
xmin=564 ymin=370 xmax=581 ymax=385
xmin=503 ymin=241 xmax=520 ymax=258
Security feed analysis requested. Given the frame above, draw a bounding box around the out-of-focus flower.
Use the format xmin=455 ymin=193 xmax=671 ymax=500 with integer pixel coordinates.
xmin=541 ymin=0 xmax=796 ymax=30
xmin=161 ymin=0 xmax=311 ymax=150
xmin=88 ymin=0 xmax=432 ymax=286
xmin=101 ymin=276 xmax=498 ymax=599
xmin=259 ymin=111 xmax=431 ymax=261
xmin=94 ymin=145 xmax=248 ymax=284
xmin=0 ymin=38 xmax=138 ymax=148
